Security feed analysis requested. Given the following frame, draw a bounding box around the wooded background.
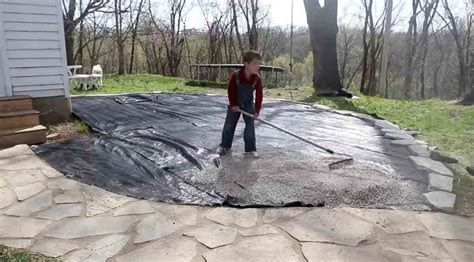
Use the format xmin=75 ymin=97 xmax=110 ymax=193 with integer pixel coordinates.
xmin=62 ymin=0 xmax=473 ymax=102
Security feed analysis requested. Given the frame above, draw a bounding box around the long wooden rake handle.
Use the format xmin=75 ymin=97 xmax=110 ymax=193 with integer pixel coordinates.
xmin=237 ymin=109 xmax=335 ymax=154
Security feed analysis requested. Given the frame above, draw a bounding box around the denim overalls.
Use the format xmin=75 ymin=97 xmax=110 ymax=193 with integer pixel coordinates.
xmin=220 ymin=71 xmax=257 ymax=152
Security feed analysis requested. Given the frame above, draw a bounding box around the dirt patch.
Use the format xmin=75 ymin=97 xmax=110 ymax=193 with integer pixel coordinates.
xmin=45 ymin=121 xmax=92 ymax=144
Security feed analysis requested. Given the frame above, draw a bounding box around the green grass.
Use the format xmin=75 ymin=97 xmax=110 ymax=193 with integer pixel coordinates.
xmin=0 ymin=245 xmax=60 ymax=262
xmin=71 ymin=74 xmax=227 ymax=96
xmin=70 ymin=74 xmax=474 ymax=215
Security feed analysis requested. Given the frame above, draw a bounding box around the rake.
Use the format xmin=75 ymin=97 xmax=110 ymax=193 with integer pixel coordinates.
xmin=237 ymin=109 xmax=354 ymax=170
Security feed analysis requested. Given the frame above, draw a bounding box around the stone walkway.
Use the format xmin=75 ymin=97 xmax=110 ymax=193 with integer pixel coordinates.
xmin=0 ymin=145 xmax=473 ymax=261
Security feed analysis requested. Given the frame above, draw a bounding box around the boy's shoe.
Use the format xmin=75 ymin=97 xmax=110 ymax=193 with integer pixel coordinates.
xmin=246 ymin=151 xmax=259 ymax=158
xmin=217 ymin=146 xmax=232 ymax=156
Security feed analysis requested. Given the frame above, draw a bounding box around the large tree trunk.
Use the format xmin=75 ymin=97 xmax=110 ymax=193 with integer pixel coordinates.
xmin=303 ymin=0 xmax=343 ymax=95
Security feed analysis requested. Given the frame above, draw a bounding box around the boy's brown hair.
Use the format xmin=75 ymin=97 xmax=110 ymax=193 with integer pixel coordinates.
xmin=242 ymin=50 xmax=262 ymax=64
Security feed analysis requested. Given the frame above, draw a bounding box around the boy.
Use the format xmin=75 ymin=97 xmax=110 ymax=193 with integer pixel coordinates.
xmin=217 ymin=50 xmax=264 ymax=157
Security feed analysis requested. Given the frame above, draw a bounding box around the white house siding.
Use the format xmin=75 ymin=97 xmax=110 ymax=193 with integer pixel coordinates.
xmin=0 ymin=0 xmax=69 ymax=98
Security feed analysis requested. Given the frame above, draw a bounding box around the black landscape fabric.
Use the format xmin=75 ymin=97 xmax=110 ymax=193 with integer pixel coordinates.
xmin=34 ymin=93 xmax=430 ymax=209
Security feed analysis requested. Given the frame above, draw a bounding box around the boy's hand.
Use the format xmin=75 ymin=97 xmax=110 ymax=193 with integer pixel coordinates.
xmin=230 ymin=106 xmax=240 ymax=112
xmin=254 ymin=113 xmax=259 ymax=118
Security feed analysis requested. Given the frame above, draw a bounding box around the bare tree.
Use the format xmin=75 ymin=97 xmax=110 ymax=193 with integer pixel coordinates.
xmin=303 ymin=0 xmax=344 ymax=95
xmin=62 ymin=0 xmax=109 ymax=65
xmin=439 ymin=0 xmax=471 ymax=100
xmin=148 ymin=0 xmax=187 ymax=77
xmin=380 ymin=0 xmax=393 ymax=98
xmin=129 ymin=0 xmax=146 ymax=74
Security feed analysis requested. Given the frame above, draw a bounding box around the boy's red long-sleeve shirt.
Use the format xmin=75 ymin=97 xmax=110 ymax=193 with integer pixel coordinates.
xmin=227 ymin=68 xmax=264 ymax=113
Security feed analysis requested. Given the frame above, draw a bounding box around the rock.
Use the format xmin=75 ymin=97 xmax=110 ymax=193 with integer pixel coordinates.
xmin=203 ymin=234 xmax=301 ymax=262
xmin=113 ymin=201 xmax=154 ymax=216
xmin=407 ymin=144 xmax=430 ymax=157
xmin=154 ymin=203 xmax=199 ymax=226
xmin=301 ymin=242 xmax=388 ymax=262
xmin=47 ymin=178 xmax=83 ymax=190
xmin=0 ymin=239 xmax=32 ymax=249
xmin=0 ymin=145 xmax=33 ymax=159
xmin=384 ymin=132 xmax=413 ymax=140
xmin=262 ymin=208 xmax=306 ymax=224
xmin=0 ymin=188 xmax=15 ymax=209
xmin=429 ymin=173 xmax=453 ymax=192
xmin=417 ymin=213 xmax=474 ymax=242
xmin=30 ymin=239 xmax=80 ymax=258
xmin=183 ymin=224 xmax=237 ymax=248
xmin=2 ymin=170 xmax=43 ymax=187
xmin=0 ymin=177 xmax=6 ymax=188
xmin=134 ymin=213 xmax=183 ymax=244
xmin=43 ymin=216 xmax=138 ymax=239
xmin=423 ymin=191 xmax=456 ymax=212
xmin=279 ymin=209 xmax=375 ymax=247
xmin=379 ymin=231 xmax=452 ymax=260
xmin=206 ymin=208 xmax=258 ymax=228
xmin=391 ymin=139 xmax=427 ymax=146
xmin=54 ymin=189 xmax=84 ymax=204
xmin=116 ymin=237 xmax=197 ymax=262
xmin=0 ymin=216 xmax=51 ymax=238
xmin=440 ymin=239 xmax=474 ymax=262
xmin=5 ymin=190 xmax=53 ymax=216
xmin=65 ymin=234 xmax=130 ymax=262
xmin=342 ymin=208 xmax=427 ymax=235
xmin=375 ymin=120 xmax=399 ymax=130
xmin=0 ymin=155 xmax=50 ymax=171
xmin=239 ymin=225 xmax=280 ymax=237
xmin=466 ymin=166 xmax=474 ymax=176
xmin=37 ymin=204 xmax=83 ymax=220
xmin=430 ymin=151 xmax=458 ymax=164
xmin=410 ymin=156 xmax=454 ymax=177
xmin=46 ymin=133 xmax=60 ymax=140
xmin=82 ymin=186 xmax=132 ymax=217
xmin=13 ymin=182 xmax=46 ymax=201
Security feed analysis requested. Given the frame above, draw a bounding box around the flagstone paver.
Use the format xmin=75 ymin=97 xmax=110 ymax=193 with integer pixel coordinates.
xmin=417 ymin=213 xmax=474 ymax=242
xmin=43 ymin=216 xmax=138 ymax=239
xmin=134 ymin=213 xmax=183 ymax=244
xmin=113 ymin=200 xmax=155 ymax=216
xmin=65 ymin=234 xmax=130 ymax=262
xmin=5 ymin=190 xmax=53 ymax=216
xmin=202 ymin=234 xmax=302 ymax=262
xmin=423 ymin=191 xmax=456 ymax=212
xmin=301 ymin=243 xmax=388 ymax=262
xmin=0 ymin=188 xmax=15 ymax=209
xmin=53 ymin=189 xmax=84 ymax=204
xmin=408 ymin=144 xmax=431 ymax=157
xmin=379 ymin=231 xmax=453 ymax=260
xmin=429 ymin=173 xmax=453 ymax=192
xmin=82 ymin=186 xmax=132 ymax=217
xmin=342 ymin=208 xmax=427 ymax=235
xmin=30 ymin=239 xmax=80 ymax=258
xmin=280 ymin=209 xmax=375 ymax=247
xmin=206 ymin=208 xmax=258 ymax=228
xmin=239 ymin=225 xmax=280 ymax=237
xmin=154 ymin=203 xmax=199 ymax=226
xmin=0 ymin=216 xmax=51 ymax=238
xmin=439 ymin=239 xmax=474 ymax=262
xmin=13 ymin=182 xmax=46 ymax=201
xmin=410 ymin=156 xmax=454 ymax=177
xmin=115 ymin=237 xmax=197 ymax=262
xmin=0 ymin=239 xmax=32 ymax=249
xmin=36 ymin=203 xmax=83 ymax=220
xmin=183 ymin=223 xmax=238 ymax=248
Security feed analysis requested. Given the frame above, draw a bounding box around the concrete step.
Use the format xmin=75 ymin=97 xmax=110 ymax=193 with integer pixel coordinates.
xmin=0 ymin=109 xmax=40 ymax=130
xmin=0 ymin=96 xmax=33 ymax=112
xmin=0 ymin=125 xmax=47 ymax=149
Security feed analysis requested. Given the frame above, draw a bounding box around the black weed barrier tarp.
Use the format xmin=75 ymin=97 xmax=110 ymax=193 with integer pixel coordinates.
xmin=34 ymin=93 xmax=430 ymax=209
